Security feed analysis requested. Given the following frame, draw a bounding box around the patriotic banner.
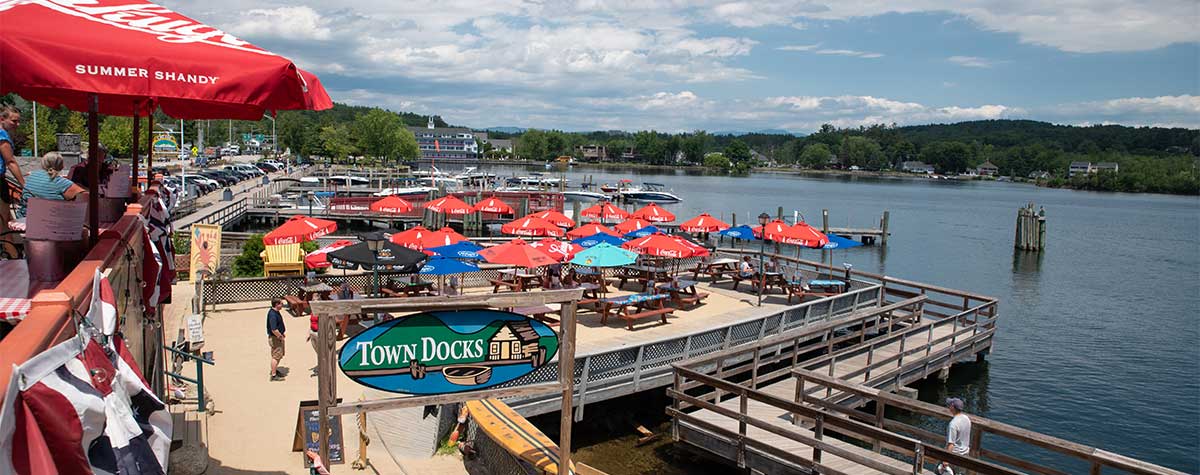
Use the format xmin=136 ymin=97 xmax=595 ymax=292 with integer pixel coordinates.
xmin=0 ymin=271 xmax=172 ymax=474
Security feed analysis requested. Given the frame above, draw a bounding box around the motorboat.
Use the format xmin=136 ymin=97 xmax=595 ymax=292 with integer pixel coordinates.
xmin=562 ymin=190 xmax=607 ymax=202
xmin=373 ymin=186 xmax=438 ymax=197
xmin=615 ymin=182 xmax=681 ymax=203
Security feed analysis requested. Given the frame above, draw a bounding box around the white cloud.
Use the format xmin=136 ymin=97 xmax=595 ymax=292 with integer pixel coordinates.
xmin=777 ymin=44 xmax=820 ymax=51
xmin=1047 ymin=95 xmax=1200 ymax=128
xmin=815 ymin=49 xmax=884 ymax=58
xmin=230 ymin=6 xmax=332 ymax=40
xmin=947 ymin=56 xmax=996 ymax=68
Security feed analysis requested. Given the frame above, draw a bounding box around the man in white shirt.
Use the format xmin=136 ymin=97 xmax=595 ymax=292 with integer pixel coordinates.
xmin=941 ymin=397 xmax=971 ymax=475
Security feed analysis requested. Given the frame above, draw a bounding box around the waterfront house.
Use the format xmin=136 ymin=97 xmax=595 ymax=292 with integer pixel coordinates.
xmin=620 ymin=146 xmax=637 ymax=162
xmin=408 ymin=117 xmax=479 ymax=160
xmin=1068 ymin=161 xmax=1120 ymax=178
xmin=976 ymin=161 xmax=999 ymax=176
xmin=576 ymin=144 xmax=607 ymax=162
xmin=490 ymin=139 xmax=514 ymax=154
xmin=1028 ymin=170 xmax=1051 ymax=180
xmin=901 ymin=161 xmax=935 ymax=174
xmin=1094 ymin=162 xmax=1119 ymax=173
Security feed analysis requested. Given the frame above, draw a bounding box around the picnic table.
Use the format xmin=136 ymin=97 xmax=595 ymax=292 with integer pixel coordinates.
xmin=0 ymin=260 xmax=57 ymax=324
xmin=512 ymin=304 xmax=560 ymax=325
xmin=571 ymin=267 xmax=608 ymax=291
xmin=757 ymin=272 xmax=789 ymax=295
xmin=599 ymin=293 xmax=674 ymax=330
xmin=491 ymin=269 xmax=541 ymax=292
xmin=656 ymin=279 xmax=710 ymax=309
xmin=693 ymin=257 xmax=738 ymax=283
xmin=614 ymin=264 xmax=672 ymax=291
xmin=381 ymin=280 xmax=434 ymax=297
xmin=808 ymin=279 xmax=847 ymax=293
xmin=785 ymin=278 xmax=846 ymax=303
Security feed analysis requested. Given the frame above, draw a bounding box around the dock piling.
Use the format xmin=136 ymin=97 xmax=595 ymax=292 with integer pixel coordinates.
xmin=1015 ymin=203 xmax=1047 ymax=251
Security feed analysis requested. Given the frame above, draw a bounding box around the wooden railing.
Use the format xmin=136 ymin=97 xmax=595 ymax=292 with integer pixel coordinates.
xmin=791 ymin=369 xmax=1188 ymax=475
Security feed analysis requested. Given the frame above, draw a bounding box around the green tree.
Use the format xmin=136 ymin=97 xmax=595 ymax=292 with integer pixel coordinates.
xmin=354 ymin=109 xmax=409 ymax=162
xmin=517 ymin=129 xmax=549 ymax=161
xmin=799 ymin=143 xmax=833 ymax=168
xmin=396 ymin=127 xmax=419 ymax=160
xmin=319 ymin=124 xmax=355 ymax=161
xmin=17 ymin=103 xmax=55 ymax=155
xmin=723 ymin=139 xmax=751 ymax=164
xmin=232 ymin=233 xmax=266 ymax=277
xmin=839 ymin=136 xmax=885 ymax=169
xmin=703 ymin=153 xmax=731 ymax=171
xmin=98 ymin=116 xmax=134 ymax=157
xmin=276 ymin=111 xmax=311 ymax=156
xmin=633 ymin=131 xmax=664 ymax=164
xmin=65 ymin=112 xmax=87 ymax=136
xmin=681 ymin=131 xmax=709 ymax=164
xmin=919 ymin=141 xmax=974 ymax=173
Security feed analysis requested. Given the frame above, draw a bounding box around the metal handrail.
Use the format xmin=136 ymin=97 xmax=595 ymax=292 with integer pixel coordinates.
xmin=164 ymin=344 xmax=215 ymax=413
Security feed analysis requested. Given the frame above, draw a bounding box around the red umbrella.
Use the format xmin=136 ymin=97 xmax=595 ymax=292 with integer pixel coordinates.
xmin=580 ymin=201 xmax=630 ymax=222
xmin=472 ymin=196 xmax=514 ymax=214
xmin=390 ymin=225 xmax=432 ymax=250
xmin=622 ymin=232 xmax=704 ymax=258
xmin=304 ymin=240 xmax=355 ymax=269
xmin=263 ymin=215 xmax=337 ymax=245
xmin=679 ymin=213 xmax=731 ymax=233
xmin=531 ymin=209 xmax=576 ymax=228
xmin=567 ymin=222 xmax=618 ymax=239
xmin=478 ymin=239 xmax=557 ymax=268
xmin=788 ymin=222 xmax=830 ymax=248
xmin=631 ymin=203 xmax=676 ymax=223
xmin=501 ymin=216 xmax=565 ymax=238
xmin=369 ymin=196 xmax=414 ymax=214
xmin=529 ymin=238 xmax=583 ymax=262
xmin=425 ymin=195 xmax=473 ymax=215
xmin=420 ymin=227 xmax=469 ymax=249
xmin=614 ymin=218 xmax=653 ymax=234
xmin=754 ymin=219 xmax=824 ymax=246
xmin=0 ymin=0 xmax=332 ymax=119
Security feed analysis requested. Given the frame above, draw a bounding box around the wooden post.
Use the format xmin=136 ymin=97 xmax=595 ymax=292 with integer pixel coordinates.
xmin=558 ymin=300 xmax=578 ymax=475
xmin=146 ymin=111 xmax=153 ymax=192
xmin=87 ymin=95 xmax=100 ymax=247
xmin=317 ymin=310 xmax=337 ymax=468
xmin=880 ymin=210 xmax=889 ymax=245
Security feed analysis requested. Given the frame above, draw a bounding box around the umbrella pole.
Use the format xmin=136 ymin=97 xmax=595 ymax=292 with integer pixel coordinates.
xmin=131 ymin=104 xmax=139 ymax=195
xmin=87 ymin=95 xmax=100 ymax=247
xmin=145 ymin=107 xmax=153 ymax=192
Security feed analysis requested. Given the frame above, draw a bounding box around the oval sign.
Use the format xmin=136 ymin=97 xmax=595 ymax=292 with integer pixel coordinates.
xmin=339 ymin=310 xmax=559 ymax=395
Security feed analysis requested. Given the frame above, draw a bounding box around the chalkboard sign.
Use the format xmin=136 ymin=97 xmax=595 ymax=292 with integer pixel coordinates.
xmin=292 ymin=399 xmax=344 ymax=465
xmin=56 ymin=133 xmax=81 ymax=154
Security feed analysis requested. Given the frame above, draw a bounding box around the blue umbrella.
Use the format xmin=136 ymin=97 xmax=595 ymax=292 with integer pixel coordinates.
xmin=419 ymin=257 xmax=480 ymax=275
xmin=719 ymin=225 xmax=758 ymax=240
xmin=569 ymin=242 xmax=638 ymax=267
xmin=571 ymin=232 xmax=627 ymax=248
xmin=623 ymin=225 xmax=661 ymax=239
xmin=822 ymin=233 xmax=863 ymax=249
xmin=427 ymin=241 xmax=484 ymax=260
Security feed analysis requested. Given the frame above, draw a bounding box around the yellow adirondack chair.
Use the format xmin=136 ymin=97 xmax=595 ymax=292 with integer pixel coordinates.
xmin=261 ymin=243 xmax=305 ymax=277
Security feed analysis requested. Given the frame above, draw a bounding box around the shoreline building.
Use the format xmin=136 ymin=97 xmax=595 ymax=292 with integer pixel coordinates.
xmin=409 ymin=117 xmax=478 ymax=160
xmin=1069 ymin=161 xmax=1120 ymax=178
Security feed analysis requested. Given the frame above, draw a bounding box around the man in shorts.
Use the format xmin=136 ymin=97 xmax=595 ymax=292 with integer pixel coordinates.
xmin=267 ymin=298 xmax=287 ymax=380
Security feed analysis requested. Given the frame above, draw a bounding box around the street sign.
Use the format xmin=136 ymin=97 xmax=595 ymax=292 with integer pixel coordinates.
xmin=339 ymin=310 xmax=559 ymax=395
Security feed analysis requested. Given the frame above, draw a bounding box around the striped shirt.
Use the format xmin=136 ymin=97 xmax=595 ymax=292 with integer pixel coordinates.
xmin=17 ymin=170 xmax=74 ymax=218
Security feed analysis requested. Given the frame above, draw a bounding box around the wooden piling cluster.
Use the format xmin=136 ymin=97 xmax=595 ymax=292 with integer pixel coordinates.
xmin=1014 ymin=203 xmax=1047 ymax=251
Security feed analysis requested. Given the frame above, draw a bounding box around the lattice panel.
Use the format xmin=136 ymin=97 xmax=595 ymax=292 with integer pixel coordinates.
xmin=641 ymin=338 xmax=687 ymax=368
xmin=585 ymin=347 xmax=640 ymax=382
xmin=729 ymin=320 xmax=763 ymax=346
xmin=686 ymin=328 xmax=727 ymax=358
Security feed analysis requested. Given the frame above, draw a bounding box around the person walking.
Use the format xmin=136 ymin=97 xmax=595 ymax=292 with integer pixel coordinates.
xmin=940 ymin=397 xmax=972 ymax=475
xmin=267 ymin=298 xmax=287 ymax=381
xmin=0 ymin=105 xmax=26 ymax=256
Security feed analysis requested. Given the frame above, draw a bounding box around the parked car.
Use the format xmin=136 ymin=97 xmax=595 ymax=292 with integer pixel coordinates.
xmin=178 ymin=174 xmax=218 ymax=193
xmin=199 ymin=171 xmax=235 ymax=186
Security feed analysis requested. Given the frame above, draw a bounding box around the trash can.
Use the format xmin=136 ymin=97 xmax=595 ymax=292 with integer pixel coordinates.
xmin=222 ymin=188 xmax=233 ymax=201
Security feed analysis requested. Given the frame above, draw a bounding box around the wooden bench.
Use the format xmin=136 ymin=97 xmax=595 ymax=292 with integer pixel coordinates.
xmin=489 ymin=279 xmax=522 ymax=293
xmin=674 ymin=292 xmax=710 ymax=308
xmin=730 ymin=273 xmax=757 ymax=292
xmin=284 ymin=293 xmax=309 ymax=317
xmin=618 ymin=307 xmax=675 ymax=330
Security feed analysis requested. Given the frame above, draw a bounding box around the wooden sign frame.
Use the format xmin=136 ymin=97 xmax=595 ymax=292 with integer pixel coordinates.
xmin=308 ymin=288 xmax=585 ymax=473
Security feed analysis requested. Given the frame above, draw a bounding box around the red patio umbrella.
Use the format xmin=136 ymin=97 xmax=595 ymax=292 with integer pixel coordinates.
xmin=580 ymin=201 xmax=630 ymax=222
xmin=0 ymin=0 xmax=333 ymax=245
xmin=788 ymin=222 xmax=830 ymax=248
xmin=263 ymin=215 xmax=337 ymax=245
xmin=529 ymin=238 xmax=583 ymax=262
xmin=614 ymin=218 xmax=653 ymax=234
xmin=369 ymin=196 xmax=414 ymax=214
xmin=472 ymin=196 xmax=514 ymax=214
xmin=390 ymin=225 xmax=432 ymax=250
xmin=420 ymin=227 xmax=469 ymax=249
xmin=679 ymin=213 xmax=731 ymax=233
xmin=753 ymin=219 xmax=821 ymax=246
xmin=631 ymin=203 xmax=676 ymax=223
xmin=478 ymin=239 xmax=557 ymax=268
xmin=530 ymin=209 xmax=576 ymax=228
xmin=567 ymin=222 xmax=618 ymax=239
xmin=424 ymin=195 xmax=473 ymax=215
xmin=622 ymin=232 xmax=705 ymax=258
xmin=304 ymin=239 xmax=356 ymax=269
xmin=501 ymin=216 xmax=565 ymax=238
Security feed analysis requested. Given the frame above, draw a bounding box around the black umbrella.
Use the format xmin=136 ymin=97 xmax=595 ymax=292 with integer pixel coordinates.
xmin=328 ymin=241 xmax=427 ymax=272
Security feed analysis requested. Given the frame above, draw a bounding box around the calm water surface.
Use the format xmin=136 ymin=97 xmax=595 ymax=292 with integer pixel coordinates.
xmin=484 ymin=165 xmax=1199 ymax=473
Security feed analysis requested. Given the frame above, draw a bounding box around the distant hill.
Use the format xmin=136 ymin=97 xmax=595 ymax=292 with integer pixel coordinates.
xmin=892 ymin=120 xmax=1197 ymax=155
xmin=483 ymin=126 xmax=527 ymax=134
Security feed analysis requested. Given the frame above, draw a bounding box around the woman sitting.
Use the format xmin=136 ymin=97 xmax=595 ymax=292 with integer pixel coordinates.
xmin=17 ymin=152 xmax=86 ymax=218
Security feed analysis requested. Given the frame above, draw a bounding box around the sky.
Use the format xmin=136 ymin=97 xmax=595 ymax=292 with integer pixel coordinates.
xmin=162 ymin=0 xmax=1200 ymax=133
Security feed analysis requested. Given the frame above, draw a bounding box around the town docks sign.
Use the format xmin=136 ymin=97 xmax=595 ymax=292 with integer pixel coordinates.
xmin=339 ymin=310 xmax=559 ymax=395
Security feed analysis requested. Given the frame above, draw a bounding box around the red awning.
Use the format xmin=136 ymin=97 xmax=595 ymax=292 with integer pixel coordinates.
xmin=472 ymin=196 xmax=514 ymax=214
xmin=263 ymin=215 xmax=337 ymax=245
xmin=631 ymin=203 xmax=675 ymax=223
xmin=369 ymin=196 xmax=413 ymax=214
xmin=679 ymin=213 xmax=730 ymax=233
xmin=478 ymin=239 xmax=557 ymax=268
xmin=0 ymin=0 xmax=332 ymax=119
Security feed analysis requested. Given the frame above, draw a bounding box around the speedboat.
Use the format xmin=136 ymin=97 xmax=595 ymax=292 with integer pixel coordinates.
xmin=562 ymin=190 xmax=607 ymax=202
xmin=615 ymin=182 xmax=681 ymax=203
xmin=373 ymin=186 xmax=438 ymax=197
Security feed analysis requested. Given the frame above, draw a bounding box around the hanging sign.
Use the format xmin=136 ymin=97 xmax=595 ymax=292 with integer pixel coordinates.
xmin=339 ymin=310 xmax=559 ymax=395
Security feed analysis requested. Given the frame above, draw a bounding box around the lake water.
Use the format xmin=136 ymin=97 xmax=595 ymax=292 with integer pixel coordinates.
xmin=478 ymin=165 xmax=1200 ymax=473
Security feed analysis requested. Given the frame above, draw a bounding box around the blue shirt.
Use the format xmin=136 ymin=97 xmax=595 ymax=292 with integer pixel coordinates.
xmin=17 ymin=170 xmax=73 ymax=218
xmin=267 ymin=308 xmax=285 ymax=336
xmin=0 ymin=129 xmax=10 ymax=177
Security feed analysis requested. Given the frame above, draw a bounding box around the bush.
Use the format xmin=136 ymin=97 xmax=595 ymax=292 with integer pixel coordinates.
xmin=232 ymin=233 xmax=266 ymax=277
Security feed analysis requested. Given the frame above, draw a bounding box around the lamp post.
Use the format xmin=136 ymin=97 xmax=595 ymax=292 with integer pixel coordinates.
xmin=757 ymin=212 xmax=770 ymax=307
xmin=263 ymin=113 xmax=277 ymax=158
xmin=364 ymin=232 xmax=386 ymax=296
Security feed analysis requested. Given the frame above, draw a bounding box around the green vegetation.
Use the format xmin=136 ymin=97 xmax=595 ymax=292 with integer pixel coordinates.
xmin=232 ymin=233 xmax=265 ymax=277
